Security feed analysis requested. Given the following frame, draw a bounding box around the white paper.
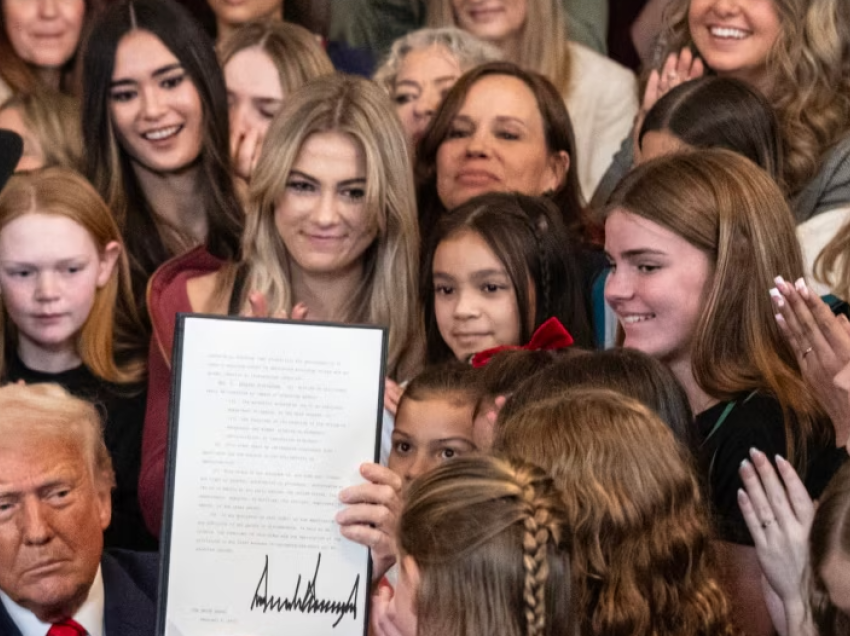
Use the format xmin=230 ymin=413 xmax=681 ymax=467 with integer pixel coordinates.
xmin=162 ymin=316 xmax=384 ymax=636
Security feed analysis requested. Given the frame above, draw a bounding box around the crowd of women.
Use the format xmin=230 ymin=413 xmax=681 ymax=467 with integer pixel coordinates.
xmin=1 ymin=0 xmax=850 ymax=633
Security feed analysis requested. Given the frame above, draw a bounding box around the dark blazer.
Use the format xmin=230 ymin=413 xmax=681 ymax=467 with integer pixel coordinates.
xmin=0 ymin=550 xmax=158 ymax=636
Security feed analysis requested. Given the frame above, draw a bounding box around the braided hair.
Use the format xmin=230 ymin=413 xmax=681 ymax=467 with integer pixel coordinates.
xmin=398 ymin=455 xmax=575 ymax=636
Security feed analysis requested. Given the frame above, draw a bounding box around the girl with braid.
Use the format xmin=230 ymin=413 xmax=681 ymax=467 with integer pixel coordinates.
xmin=422 ymin=191 xmax=593 ymax=364
xmin=372 ymin=455 xmax=575 ymax=636
xmin=496 ymin=387 xmax=738 ymax=636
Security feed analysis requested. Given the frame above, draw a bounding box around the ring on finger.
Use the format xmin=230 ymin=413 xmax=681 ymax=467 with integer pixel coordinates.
xmin=761 ymin=518 xmax=775 ymax=529
xmin=803 ymin=346 xmax=814 ymax=358
xmin=667 ymin=71 xmax=679 ymax=81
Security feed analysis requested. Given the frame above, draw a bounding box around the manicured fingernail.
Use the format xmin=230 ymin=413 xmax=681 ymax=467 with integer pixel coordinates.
xmin=749 ymin=447 xmax=763 ymax=459
xmin=740 ymin=458 xmax=751 ymax=470
xmin=737 ymin=488 xmax=746 ymax=501
xmin=795 ymin=278 xmax=810 ymax=299
xmin=769 ymin=288 xmax=785 ymax=308
xmin=775 ymin=313 xmax=786 ymax=325
xmin=776 ymin=455 xmax=787 ymax=465
xmin=774 ymin=275 xmax=786 ymax=289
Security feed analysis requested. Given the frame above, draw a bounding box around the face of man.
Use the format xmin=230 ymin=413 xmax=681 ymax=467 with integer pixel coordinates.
xmin=0 ymin=433 xmax=111 ymax=623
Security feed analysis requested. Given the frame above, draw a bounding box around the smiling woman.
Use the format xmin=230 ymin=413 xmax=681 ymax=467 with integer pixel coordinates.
xmin=82 ymin=0 xmax=243 ymax=323
xmin=138 ymin=73 xmax=422 ymax=537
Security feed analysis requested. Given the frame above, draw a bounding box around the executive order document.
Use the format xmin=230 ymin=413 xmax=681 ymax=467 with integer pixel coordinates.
xmin=157 ymin=314 xmax=386 ymax=636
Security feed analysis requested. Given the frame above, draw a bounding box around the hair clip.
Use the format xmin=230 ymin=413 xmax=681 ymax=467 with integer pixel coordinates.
xmin=470 ymin=317 xmax=574 ymax=368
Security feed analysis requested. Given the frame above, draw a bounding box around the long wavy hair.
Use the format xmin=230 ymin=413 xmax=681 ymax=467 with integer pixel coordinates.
xmin=422 ymin=192 xmax=593 ymax=363
xmin=399 ymin=455 xmax=575 ymax=636
xmin=0 ymin=168 xmax=146 ymax=384
xmin=81 ymin=0 xmax=243 ymax=311
xmin=810 ymin=462 xmax=850 ymax=636
xmin=416 ymin=62 xmax=587 ymax=247
xmin=232 ymin=74 xmax=421 ymax=380
xmin=661 ymin=0 xmax=850 ymax=199
xmin=426 ymin=0 xmax=572 ymax=95
xmin=605 ymin=149 xmax=824 ymax=467
xmin=495 ymin=388 xmax=736 ymax=636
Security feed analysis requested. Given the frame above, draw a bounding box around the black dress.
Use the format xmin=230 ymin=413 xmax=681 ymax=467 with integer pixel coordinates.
xmin=696 ymin=392 xmax=847 ymax=545
xmin=6 ymin=353 xmax=158 ymax=551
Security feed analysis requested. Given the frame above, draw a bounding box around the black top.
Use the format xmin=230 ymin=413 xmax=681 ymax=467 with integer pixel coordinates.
xmin=696 ymin=392 xmax=847 ymax=545
xmin=6 ymin=353 xmax=158 ymax=552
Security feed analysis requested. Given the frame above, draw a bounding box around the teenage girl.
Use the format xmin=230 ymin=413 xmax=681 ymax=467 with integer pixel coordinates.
xmin=372 ymin=455 xmax=575 ymax=636
xmin=604 ymin=149 xmax=847 ymax=635
xmin=422 ymin=191 xmax=593 ymax=364
xmin=82 ymin=0 xmax=243 ymax=317
xmin=0 ymin=167 xmax=154 ymax=551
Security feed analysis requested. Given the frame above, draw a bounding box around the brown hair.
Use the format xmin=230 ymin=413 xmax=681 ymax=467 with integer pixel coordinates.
xmin=494 ymin=388 xmax=736 ymax=636
xmin=0 ymin=382 xmax=115 ymax=489
xmin=810 ymin=462 xmax=850 ymax=636
xmin=217 ymin=20 xmax=334 ymax=97
xmin=0 ymin=168 xmax=146 ymax=384
xmin=400 ymin=360 xmax=477 ymax=408
xmin=400 ymin=455 xmax=575 ymax=636
xmin=416 ymin=62 xmax=587 ymax=247
xmin=605 ymin=149 xmax=823 ymax=466
xmin=660 ymin=0 xmax=850 ymax=199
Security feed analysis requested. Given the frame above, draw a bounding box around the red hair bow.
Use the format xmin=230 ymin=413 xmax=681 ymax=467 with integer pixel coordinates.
xmin=470 ymin=318 xmax=574 ymax=368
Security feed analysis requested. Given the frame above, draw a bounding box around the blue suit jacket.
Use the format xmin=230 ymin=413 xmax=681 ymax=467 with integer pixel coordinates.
xmin=0 ymin=550 xmax=158 ymax=636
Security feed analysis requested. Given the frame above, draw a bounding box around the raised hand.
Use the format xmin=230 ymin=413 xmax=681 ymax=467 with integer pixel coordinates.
xmin=336 ymin=463 xmax=402 ymax=582
xmin=738 ymin=448 xmax=816 ymax=636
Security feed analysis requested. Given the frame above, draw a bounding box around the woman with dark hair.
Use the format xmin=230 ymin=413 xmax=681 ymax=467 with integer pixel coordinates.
xmin=0 ymin=0 xmax=99 ymax=99
xmin=637 ymin=76 xmax=783 ymax=182
xmin=416 ymin=62 xmax=587 ymax=248
xmin=81 ymin=0 xmax=243 ymax=319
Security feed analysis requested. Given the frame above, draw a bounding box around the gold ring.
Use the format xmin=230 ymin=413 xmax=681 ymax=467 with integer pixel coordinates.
xmin=803 ymin=346 xmax=814 ymax=358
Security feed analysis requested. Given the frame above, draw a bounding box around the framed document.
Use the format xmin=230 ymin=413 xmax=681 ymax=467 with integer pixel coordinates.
xmin=157 ymin=314 xmax=386 ymax=636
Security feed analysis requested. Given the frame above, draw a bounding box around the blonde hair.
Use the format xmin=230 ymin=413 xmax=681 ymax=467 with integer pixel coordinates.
xmin=605 ymin=149 xmax=823 ymax=466
xmin=495 ymin=388 xmax=736 ymax=636
xmin=815 ymin=221 xmax=850 ymax=299
xmin=661 ymin=0 xmax=850 ymax=199
xmin=217 ymin=21 xmax=335 ymax=96
xmin=373 ymin=27 xmax=502 ymax=93
xmin=0 ymin=89 xmax=83 ymax=170
xmin=0 ymin=168 xmax=146 ymax=384
xmin=236 ymin=74 xmax=422 ymax=379
xmin=400 ymin=455 xmax=574 ymax=636
xmin=426 ymin=0 xmax=572 ymax=95
xmin=0 ymin=382 xmax=115 ymax=489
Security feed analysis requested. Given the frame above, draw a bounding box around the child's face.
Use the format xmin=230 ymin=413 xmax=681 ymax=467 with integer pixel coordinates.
xmin=432 ymin=230 xmax=522 ymax=361
xmin=389 ymin=395 xmax=476 ymax=484
xmin=0 ymin=213 xmax=119 ymax=369
xmin=688 ymin=0 xmax=781 ymax=89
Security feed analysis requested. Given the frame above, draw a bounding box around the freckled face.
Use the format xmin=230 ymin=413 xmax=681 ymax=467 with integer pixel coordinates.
xmin=688 ymin=0 xmax=782 ymax=88
xmin=432 ymin=230 xmax=522 ymax=361
xmin=389 ymin=396 xmax=476 ymax=484
xmin=0 ymin=214 xmax=118 ymax=368
xmin=604 ymin=209 xmax=713 ymax=366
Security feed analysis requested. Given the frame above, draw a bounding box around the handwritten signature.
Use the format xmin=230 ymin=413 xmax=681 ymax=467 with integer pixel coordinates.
xmin=250 ymin=553 xmax=359 ymax=628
